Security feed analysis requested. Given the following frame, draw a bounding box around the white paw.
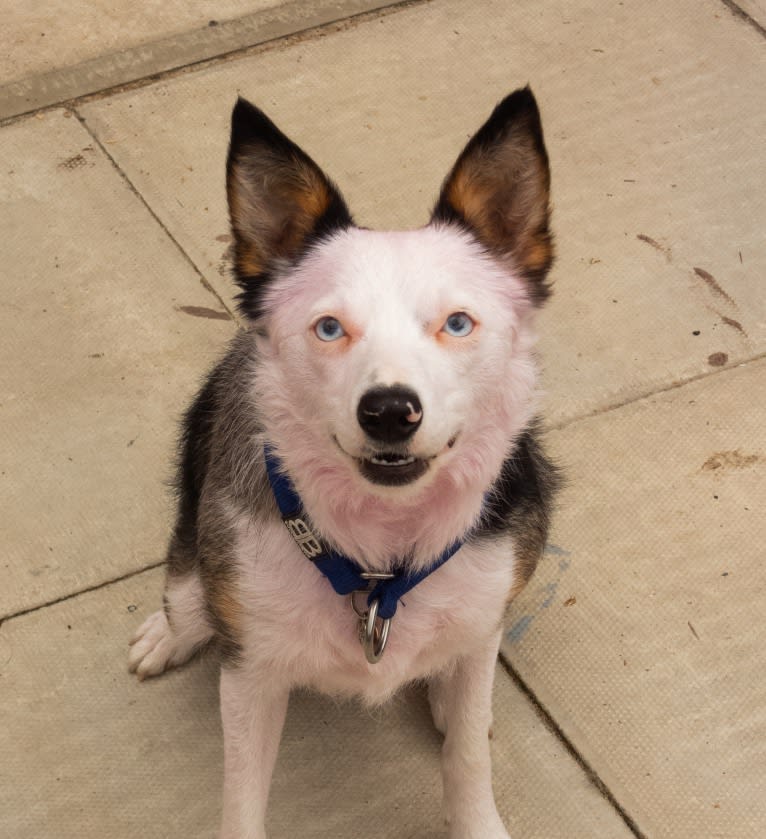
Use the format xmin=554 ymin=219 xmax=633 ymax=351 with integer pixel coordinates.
xmin=128 ymin=610 xmax=183 ymax=680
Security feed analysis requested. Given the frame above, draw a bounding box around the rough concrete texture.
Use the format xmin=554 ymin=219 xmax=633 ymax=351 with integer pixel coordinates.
xmin=0 ymin=1 xmax=408 ymax=119
xmin=732 ymin=0 xmax=766 ymax=29
xmin=503 ymin=358 xmax=766 ymax=837
xmin=78 ymin=0 xmax=766 ymax=426
xmin=0 ymin=569 xmax=633 ymax=839
xmin=0 ymin=0 xmax=283 ymax=84
xmin=1 ymin=1 xmax=765 ymax=838
xmin=0 ymin=111 xmax=235 ymax=617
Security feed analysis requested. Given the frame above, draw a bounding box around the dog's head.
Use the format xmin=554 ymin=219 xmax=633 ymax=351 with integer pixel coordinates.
xmin=226 ymin=89 xmax=553 ymax=502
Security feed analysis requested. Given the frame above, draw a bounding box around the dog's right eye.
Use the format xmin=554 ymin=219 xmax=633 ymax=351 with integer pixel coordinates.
xmin=314 ymin=316 xmax=346 ymax=342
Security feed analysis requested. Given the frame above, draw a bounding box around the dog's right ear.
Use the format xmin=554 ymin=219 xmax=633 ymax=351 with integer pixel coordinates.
xmin=432 ymin=87 xmax=553 ymax=305
xmin=226 ymin=98 xmax=353 ymax=317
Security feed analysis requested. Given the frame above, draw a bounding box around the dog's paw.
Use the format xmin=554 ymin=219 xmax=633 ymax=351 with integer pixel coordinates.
xmin=128 ymin=610 xmax=183 ymax=680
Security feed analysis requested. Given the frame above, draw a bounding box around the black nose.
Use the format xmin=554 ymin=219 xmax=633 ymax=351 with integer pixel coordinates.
xmin=357 ymin=386 xmax=423 ymax=444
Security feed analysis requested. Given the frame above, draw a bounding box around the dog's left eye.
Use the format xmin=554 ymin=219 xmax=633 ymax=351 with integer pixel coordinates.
xmin=314 ymin=316 xmax=346 ymax=342
xmin=441 ymin=312 xmax=475 ymax=337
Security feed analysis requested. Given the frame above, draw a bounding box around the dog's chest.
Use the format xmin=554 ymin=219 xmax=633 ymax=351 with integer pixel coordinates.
xmin=232 ymin=514 xmax=514 ymax=700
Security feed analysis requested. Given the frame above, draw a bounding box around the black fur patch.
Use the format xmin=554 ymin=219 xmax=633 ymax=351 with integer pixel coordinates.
xmin=167 ymin=367 xmax=220 ymax=572
xmin=471 ymin=422 xmax=561 ymax=595
xmin=227 ymin=98 xmax=354 ymax=322
xmin=475 ymin=423 xmax=561 ymax=537
xmin=431 ymin=86 xmax=554 ymax=306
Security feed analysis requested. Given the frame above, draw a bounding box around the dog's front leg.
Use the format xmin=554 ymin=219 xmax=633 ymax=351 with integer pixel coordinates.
xmin=438 ymin=632 xmax=511 ymax=839
xmin=219 ymin=665 xmax=290 ymax=839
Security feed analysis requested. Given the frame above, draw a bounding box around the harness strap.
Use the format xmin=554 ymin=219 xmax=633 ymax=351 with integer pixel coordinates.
xmin=264 ymin=445 xmax=463 ymax=619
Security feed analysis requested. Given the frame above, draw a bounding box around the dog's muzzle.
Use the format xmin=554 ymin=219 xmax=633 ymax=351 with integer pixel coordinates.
xmin=357 ymin=385 xmax=423 ymax=443
xmin=356 ymin=385 xmax=427 ymax=485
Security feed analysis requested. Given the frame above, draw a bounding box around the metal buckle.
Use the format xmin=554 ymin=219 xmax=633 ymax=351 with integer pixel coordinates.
xmin=361 ymin=598 xmax=390 ymax=664
xmin=350 ymin=572 xmax=395 ymax=664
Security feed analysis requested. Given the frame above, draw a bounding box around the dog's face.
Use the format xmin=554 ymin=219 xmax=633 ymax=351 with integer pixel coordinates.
xmin=226 ymin=90 xmax=552 ymax=500
xmin=258 ymin=226 xmax=536 ymax=493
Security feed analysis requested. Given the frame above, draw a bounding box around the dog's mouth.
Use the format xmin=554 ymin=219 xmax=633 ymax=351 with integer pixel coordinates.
xmin=359 ymin=452 xmax=430 ymax=486
xmin=334 ymin=436 xmax=458 ymax=487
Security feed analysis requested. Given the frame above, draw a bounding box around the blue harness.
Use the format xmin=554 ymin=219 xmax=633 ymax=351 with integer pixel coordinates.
xmin=264 ymin=446 xmax=465 ymax=660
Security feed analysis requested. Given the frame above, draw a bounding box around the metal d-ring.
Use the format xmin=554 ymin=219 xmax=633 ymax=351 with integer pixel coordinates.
xmin=362 ymin=597 xmax=391 ymax=664
xmin=351 ymin=572 xmax=393 ymax=618
xmin=350 ymin=589 xmax=369 ymax=619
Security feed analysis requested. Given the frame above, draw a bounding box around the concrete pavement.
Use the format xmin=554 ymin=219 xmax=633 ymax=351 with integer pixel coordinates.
xmin=1 ymin=1 xmax=764 ymax=837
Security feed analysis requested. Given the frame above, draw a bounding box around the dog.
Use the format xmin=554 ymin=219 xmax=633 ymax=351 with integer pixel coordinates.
xmin=129 ymin=86 xmax=559 ymax=839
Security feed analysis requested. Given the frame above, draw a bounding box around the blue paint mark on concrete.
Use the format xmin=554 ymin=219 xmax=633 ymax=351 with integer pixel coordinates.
xmin=506 ymin=545 xmax=573 ymax=643
xmin=541 ymin=581 xmax=559 ymax=608
xmin=506 ymin=615 xmax=534 ymax=644
xmin=545 ymin=543 xmax=571 ymax=557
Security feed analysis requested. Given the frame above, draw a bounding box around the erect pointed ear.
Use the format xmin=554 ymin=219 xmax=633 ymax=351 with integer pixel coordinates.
xmin=226 ymin=98 xmax=353 ymax=317
xmin=432 ymin=87 xmax=554 ymax=305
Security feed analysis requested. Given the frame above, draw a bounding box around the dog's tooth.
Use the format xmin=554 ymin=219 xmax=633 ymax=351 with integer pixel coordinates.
xmin=369 ymin=455 xmax=416 ymax=467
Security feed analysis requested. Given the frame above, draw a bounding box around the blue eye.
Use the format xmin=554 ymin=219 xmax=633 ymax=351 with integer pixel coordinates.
xmin=442 ymin=312 xmax=475 ymax=337
xmin=314 ymin=316 xmax=346 ymax=342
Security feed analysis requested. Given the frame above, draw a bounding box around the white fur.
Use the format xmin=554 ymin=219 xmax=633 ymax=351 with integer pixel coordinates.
xmin=131 ymin=223 xmax=541 ymax=838
xmin=257 ymin=227 xmax=538 ymax=572
xmin=229 ymin=510 xmax=514 ymax=703
xmin=129 ymin=573 xmax=212 ymax=680
xmin=220 ymin=512 xmax=515 ymax=838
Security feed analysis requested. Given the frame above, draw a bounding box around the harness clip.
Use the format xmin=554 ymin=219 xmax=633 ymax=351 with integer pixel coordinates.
xmin=350 ymin=572 xmax=395 ymax=664
xmin=359 ymin=597 xmax=391 ymax=664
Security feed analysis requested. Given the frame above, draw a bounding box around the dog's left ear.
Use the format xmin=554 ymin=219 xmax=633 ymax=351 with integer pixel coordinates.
xmin=432 ymin=87 xmax=553 ymax=304
xmin=226 ymin=98 xmax=353 ymax=317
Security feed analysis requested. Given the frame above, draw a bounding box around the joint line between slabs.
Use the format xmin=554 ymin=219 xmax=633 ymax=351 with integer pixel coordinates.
xmin=717 ymin=0 xmax=766 ymax=38
xmin=0 ymin=562 xmax=166 ymax=626
xmin=498 ymin=653 xmax=648 ymax=839
xmin=73 ymin=108 xmax=237 ymax=321
xmin=0 ymin=0 xmax=430 ymax=125
xmin=549 ymin=349 xmax=766 ymax=432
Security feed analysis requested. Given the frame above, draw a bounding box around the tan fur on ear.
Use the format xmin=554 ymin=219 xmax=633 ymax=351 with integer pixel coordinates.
xmin=228 ymin=147 xmax=333 ymax=277
xmin=434 ymin=89 xmax=554 ymax=302
xmin=446 ymin=140 xmax=551 ymax=279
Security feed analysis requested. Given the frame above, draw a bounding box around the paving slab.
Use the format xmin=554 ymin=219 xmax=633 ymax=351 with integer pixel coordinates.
xmin=78 ymin=0 xmax=766 ymax=426
xmin=503 ymin=357 xmax=766 ymax=838
xmin=0 ymin=110 xmax=235 ymax=619
xmin=731 ymin=0 xmax=766 ymax=30
xmin=0 ymin=1 xmax=406 ymax=120
xmin=0 ymin=568 xmax=633 ymax=839
xmin=0 ymin=0 xmax=281 ymax=85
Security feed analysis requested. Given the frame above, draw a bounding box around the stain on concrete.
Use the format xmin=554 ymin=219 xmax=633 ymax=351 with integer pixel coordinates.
xmin=177 ymin=305 xmax=232 ymax=321
xmin=693 ymin=267 xmax=736 ymax=307
xmin=507 ymin=548 xmax=573 ymax=645
xmin=719 ymin=314 xmax=746 ymax=336
xmin=58 ymin=147 xmax=96 ymax=171
xmin=507 ymin=614 xmax=535 ymax=643
xmin=707 ymin=351 xmax=728 ymax=367
xmin=58 ymin=153 xmax=92 ymax=170
xmin=541 ymin=582 xmax=559 ymax=608
xmin=702 ymin=450 xmax=761 ymax=472
xmin=218 ymin=242 xmax=235 ymax=277
xmin=637 ymin=233 xmax=672 ymax=261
